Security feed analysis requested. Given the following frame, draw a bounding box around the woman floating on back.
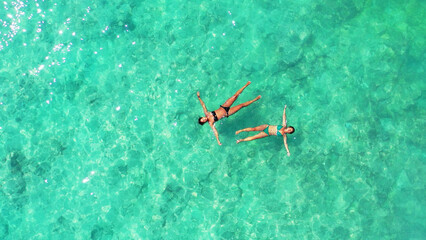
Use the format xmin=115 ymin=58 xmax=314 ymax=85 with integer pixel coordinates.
xmin=236 ymin=105 xmax=294 ymax=156
xmin=197 ymin=81 xmax=261 ymax=145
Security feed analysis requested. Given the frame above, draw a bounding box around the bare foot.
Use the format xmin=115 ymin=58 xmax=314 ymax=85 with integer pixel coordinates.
xmin=256 ymin=95 xmax=261 ymax=100
xmin=235 ymin=130 xmax=242 ymax=135
xmin=236 ymin=140 xmax=241 ymax=144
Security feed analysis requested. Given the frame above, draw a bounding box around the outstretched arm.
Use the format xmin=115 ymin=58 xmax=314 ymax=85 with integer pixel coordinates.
xmin=283 ymin=135 xmax=290 ymax=156
xmin=282 ymin=105 xmax=287 ymax=127
xmin=197 ymin=91 xmax=209 ymax=115
xmin=210 ymin=122 xmax=222 ymax=145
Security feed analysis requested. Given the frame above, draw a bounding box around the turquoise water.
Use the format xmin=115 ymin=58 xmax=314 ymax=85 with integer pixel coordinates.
xmin=0 ymin=0 xmax=425 ymax=239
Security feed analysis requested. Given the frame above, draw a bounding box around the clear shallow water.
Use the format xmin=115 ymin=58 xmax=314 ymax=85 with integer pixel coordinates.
xmin=0 ymin=0 xmax=425 ymax=239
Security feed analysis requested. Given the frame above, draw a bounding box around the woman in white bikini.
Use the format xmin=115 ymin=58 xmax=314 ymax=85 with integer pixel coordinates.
xmin=235 ymin=105 xmax=294 ymax=156
xmin=197 ymin=81 xmax=261 ymax=145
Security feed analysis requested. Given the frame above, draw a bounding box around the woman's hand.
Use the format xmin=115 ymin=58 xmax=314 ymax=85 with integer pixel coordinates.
xmin=197 ymin=91 xmax=200 ymax=97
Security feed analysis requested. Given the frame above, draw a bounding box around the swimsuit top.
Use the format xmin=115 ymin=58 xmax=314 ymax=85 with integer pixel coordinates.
xmin=276 ymin=125 xmax=283 ymax=136
xmin=211 ymin=111 xmax=219 ymax=122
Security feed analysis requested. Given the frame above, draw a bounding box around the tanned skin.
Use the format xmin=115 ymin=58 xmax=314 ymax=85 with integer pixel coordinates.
xmin=236 ymin=105 xmax=294 ymax=156
xmin=197 ymin=81 xmax=261 ymax=145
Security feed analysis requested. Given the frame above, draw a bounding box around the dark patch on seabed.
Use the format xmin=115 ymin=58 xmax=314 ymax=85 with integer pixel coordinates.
xmin=7 ymin=152 xmax=28 ymax=205
xmin=51 ymin=215 xmax=76 ymax=238
xmin=91 ymin=224 xmax=114 ymax=240
xmin=0 ymin=152 xmax=29 ymax=238
xmin=0 ymin=215 xmax=9 ymax=239
xmin=160 ymin=182 xmax=189 ymax=227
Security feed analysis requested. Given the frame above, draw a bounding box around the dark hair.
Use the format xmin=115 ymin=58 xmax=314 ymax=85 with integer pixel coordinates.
xmin=198 ymin=117 xmax=206 ymax=125
xmin=288 ymin=126 xmax=295 ymax=134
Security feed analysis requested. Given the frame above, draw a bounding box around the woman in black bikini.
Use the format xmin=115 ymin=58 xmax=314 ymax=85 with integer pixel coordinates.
xmin=197 ymin=81 xmax=261 ymax=145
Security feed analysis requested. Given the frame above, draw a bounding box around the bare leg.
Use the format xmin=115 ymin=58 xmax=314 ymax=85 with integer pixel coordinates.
xmin=228 ymin=95 xmax=261 ymax=116
xmin=236 ymin=124 xmax=268 ymax=135
xmin=236 ymin=132 xmax=269 ymax=144
xmin=221 ymin=81 xmax=251 ymax=107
